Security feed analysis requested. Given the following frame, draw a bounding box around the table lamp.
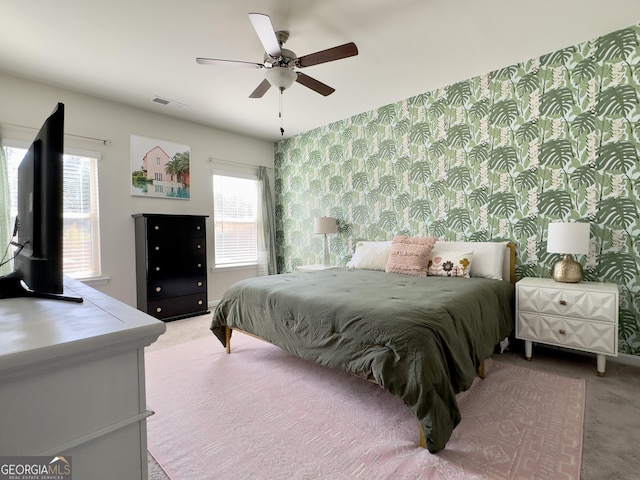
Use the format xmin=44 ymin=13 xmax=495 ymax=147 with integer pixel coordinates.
xmin=314 ymin=217 xmax=337 ymax=266
xmin=547 ymin=222 xmax=590 ymax=283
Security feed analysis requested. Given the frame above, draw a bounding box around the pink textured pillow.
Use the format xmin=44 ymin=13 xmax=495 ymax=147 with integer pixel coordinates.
xmin=385 ymin=235 xmax=437 ymax=276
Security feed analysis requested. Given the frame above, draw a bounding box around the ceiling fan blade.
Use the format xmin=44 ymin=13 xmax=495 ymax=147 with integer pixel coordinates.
xmin=297 ymin=42 xmax=358 ymax=68
xmin=248 ymin=13 xmax=281 ymax=58
xmin=295 ymin=72 xmax=335 ymax=96
xmin=249 ymin=78 xmax=272 ymax=98
xmin=196 ymin=57 xmax=264 ymax=68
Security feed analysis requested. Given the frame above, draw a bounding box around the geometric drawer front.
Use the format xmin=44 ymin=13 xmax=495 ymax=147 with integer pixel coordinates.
xmin=517 ymin=312 xmax=616 ymax=355
xmin=518 ymin=286 xmax=617 ymax=323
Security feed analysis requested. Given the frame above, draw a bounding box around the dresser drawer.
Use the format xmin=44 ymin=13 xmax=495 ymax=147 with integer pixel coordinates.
xmin=517 ymin=312 xmax=616 ymax=355
xmin=148 ymin=294 xmax=208 ymax=320
xmin=147 ymin=276 xmax=206 ymax=299
xmin=517 ymin=285 xmax=617 ymax=323
xmin=146 ymin=215 xmax=206 ymax=239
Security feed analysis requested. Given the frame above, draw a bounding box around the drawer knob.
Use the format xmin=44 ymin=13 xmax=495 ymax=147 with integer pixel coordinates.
xmin=198 ymin=300 xmax=203 ymax=305
xmin=156 ymin=307 xmax=162 ymax=313
xmin=197 ymin=281 xmax=203 ymax=287
xmin=559 ymin=300 xmax=567 ymax=306
xmin=155 ymin=246 xmax=160 ymax=251
xmin=559 ymin=329 xmax=566 ymax=335
xmin=197 ymin=244 xmax=202 ymax=249
xmin=154 ymin=225 xmax=160 ymax=231
xmin=155 ymin=266 xmax=161 ymax=272
xmin=156 ymin=286 xmax=162 ymax=292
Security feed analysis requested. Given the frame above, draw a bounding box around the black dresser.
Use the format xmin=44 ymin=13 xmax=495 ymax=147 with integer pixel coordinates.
xmin=132 ymin=213 xmax=209 ymax=321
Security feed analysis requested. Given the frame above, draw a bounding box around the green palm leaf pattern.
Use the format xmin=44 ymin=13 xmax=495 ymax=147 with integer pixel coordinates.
xmin=516 ymin=121 xmax=538 ymax=142
xmin=573 ymin=58 xmax=597 ymax=81
xmin=596 ymin=86 xmax=638 ymax=116
xmin=515 ymin=217 xmax=538 ymax=237
xmin=378 ymin=175 xmax=398 ymax=195
xmin=490 ymin=146 xmax=518 ymax=171
xmin=571 ymin=112 xmax=597 ymax=136
xmin=596 ymin=141 xmax=638 ymax=172
xmin=538 ymin=190 xmax=574 ymax=216
xmin=469 ymin=100 xmax=490 ymax=121
xmin=409 ymin=122 xmax=430 ymax=144
xmin=517 ymin=72 xmax=538 ymax=95
xmin=540 ymin=47 xmax=574 ymax=66
xmin=540 ymin=88 xmax=575 ymax=116
xmin=596 ymin=198 xmax=637 ymax=228
xmin=379 ymin=140 xmax=397 ymax=160
xmin=540 ymin=139 xmax=574 ymax=167
xmin=515 ymin=169 xmax=538 ymax=191
xmin=488 ymin=192 xmax=517 ymax=216
xmin=447 ymin=208 xmax=471 ymax=230
xmin=274 ymin=24 xmax=640 ymax=355
xmin=447 ymin=125 xmax=471 ymax=147
xmin=377 ymin=104 xmax=397 ymax=123
xmin=594 ymin=28 xmax=638 ymax=61
xmin=409 ymin=200 xmax=431 ymax=221
xmin=596 ymin=252 xmax=637 ymax=283
xmin=490 ymin=100 xmax=519 ymax=125
xmin=469 ymin=188 xmax=489 ymax=207
xmin=570 ymin=165 xmax=596 ymax=187
xmin=447 ymin=81 xmax=472 ymax=105
xmin=447 ymin=166 xmax=472 ymax=189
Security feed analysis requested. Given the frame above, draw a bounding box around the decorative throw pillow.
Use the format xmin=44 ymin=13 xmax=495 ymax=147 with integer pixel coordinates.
xmin=428 ymin=251 xmax=473 ymax=278
xmin=385 ymin=235 xmax=437 ymax=277
xmin=431 ymin=241 xmax=508 ymax=280
xmin=346 ymin=241 xmax=393 ymax=271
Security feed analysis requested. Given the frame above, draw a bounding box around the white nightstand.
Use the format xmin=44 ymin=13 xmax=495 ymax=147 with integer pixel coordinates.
xmin=297 ymin=264 xmax=340 ymax=272
xmin=516 ymin=277 xmax=619 ymax=376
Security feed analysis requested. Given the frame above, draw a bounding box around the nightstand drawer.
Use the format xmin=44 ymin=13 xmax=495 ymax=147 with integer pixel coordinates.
xmin=517 ymin=312 xmax=616 ymax=355
xmin=517 ymin=285 xmax=616 ymax=323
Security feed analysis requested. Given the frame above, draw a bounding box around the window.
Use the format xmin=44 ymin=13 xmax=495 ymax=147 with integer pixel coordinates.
xmin=5 ymin=145 xmax=102 ymax=279
xmin=213 ymin=174 xmax=257 ymax=266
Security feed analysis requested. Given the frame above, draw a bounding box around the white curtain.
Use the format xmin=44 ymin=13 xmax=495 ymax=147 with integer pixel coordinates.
xmin=0 ymin=137 xmax=12 ymax=276
xmin=257 ymin=166 xmax=276 ymax=276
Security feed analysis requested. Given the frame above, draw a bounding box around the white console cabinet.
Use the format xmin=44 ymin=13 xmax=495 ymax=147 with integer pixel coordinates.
xmin=0 ymin=278 xmax=165 ymax=479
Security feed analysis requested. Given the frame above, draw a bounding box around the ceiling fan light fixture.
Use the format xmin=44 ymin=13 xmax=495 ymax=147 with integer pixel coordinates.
xmin=266 ymin=66 xmax=297 ymax=90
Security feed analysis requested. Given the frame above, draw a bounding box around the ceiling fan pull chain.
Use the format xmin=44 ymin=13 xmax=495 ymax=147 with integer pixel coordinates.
xmin=279 ymin=88 xmax=285 ymax=136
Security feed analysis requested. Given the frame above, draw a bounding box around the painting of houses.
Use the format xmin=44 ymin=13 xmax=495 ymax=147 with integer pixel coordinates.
xmin=131 ymin=135 xmax=190 ymax=199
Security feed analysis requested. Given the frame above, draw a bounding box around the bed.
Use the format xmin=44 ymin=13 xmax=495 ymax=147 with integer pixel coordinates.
xmin=210 ymin=240 xmax=516 ymax=453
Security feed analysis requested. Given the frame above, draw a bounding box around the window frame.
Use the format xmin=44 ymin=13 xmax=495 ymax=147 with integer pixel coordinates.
xmin=212 ymin=170 xmax=259 ymax=268
xmin=3 ymin=140 xmax=102 ymax=281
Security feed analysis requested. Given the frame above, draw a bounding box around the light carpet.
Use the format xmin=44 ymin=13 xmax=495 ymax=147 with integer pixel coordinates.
xmin=145 ymin=332 xmax=585 ymax=480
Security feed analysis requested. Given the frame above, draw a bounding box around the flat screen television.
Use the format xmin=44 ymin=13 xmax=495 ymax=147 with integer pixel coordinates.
xmin=0 ymin=102 xmax=82 ymax=302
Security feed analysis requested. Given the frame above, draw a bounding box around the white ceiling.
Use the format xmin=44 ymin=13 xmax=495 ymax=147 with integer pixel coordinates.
xmin=2 ymin=0 xmax=640 ymax=142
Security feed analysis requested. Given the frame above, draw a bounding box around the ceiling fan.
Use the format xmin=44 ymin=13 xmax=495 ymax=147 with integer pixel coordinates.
xmin=196 ymin=13 xmax=358 ymax=99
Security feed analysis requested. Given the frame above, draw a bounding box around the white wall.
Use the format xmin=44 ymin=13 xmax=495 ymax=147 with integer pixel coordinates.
xmin=0 ymin=72 xmax=275 ymax=307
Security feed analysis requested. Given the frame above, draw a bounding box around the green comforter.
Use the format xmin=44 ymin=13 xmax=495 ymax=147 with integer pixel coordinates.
xmin=210 ymin=268 xmax=514 ymax=453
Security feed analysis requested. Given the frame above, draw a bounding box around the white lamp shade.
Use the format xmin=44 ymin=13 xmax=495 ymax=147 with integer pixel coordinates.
xmin=313 ymin=217 xmax=337 ymax=234
xmin=547 ymin=222 xmax=590 ymax=255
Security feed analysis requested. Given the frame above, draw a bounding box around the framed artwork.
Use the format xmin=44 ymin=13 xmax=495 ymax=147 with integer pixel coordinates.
xmin=130 ymin=135 xmax=190 ymax=199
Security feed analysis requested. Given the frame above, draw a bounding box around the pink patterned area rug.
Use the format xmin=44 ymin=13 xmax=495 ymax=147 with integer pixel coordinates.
xmin=145 ymin=333 xmax=584 ymax=480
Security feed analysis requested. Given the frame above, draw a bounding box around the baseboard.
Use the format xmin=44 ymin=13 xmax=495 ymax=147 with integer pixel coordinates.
xmin=611 ymin=353 xmax=640 ymax=368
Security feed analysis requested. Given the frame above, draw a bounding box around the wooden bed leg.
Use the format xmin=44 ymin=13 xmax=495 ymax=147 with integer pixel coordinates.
xmin=225 ymin=325 xmax=231 ymax=355
xmin=418 ymin=422 xmax=426 ymax=449
xmin=478 ymin=360 xmax=486 ymax=379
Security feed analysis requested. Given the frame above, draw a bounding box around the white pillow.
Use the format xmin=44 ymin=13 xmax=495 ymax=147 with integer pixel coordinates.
xmin=428 ymin=250 xmax=473 ymax=278
xmin=346 ymin=241 xmax=392 ymax=271
xmin=430 ymin=241 xmax=508 ymax=280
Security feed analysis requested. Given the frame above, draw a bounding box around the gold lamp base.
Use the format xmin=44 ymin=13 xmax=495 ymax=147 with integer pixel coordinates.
xmin=552 ymin=254 xmax=584 ymax=283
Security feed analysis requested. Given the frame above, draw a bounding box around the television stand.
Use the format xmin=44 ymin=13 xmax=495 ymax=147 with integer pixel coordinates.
xmin=0 ymin=275 xmax=83 ymax=303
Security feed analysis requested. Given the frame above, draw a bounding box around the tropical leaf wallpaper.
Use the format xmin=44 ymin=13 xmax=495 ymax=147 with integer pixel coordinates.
xmin=274 ymin=24 xmax=640 ymax=356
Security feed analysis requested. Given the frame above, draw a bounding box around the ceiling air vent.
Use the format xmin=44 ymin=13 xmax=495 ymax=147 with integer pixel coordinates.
xmin=151 ymin=96 xmax=187 ymax=109
xmin=151 ymin=96 xmax=170 ymax=105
